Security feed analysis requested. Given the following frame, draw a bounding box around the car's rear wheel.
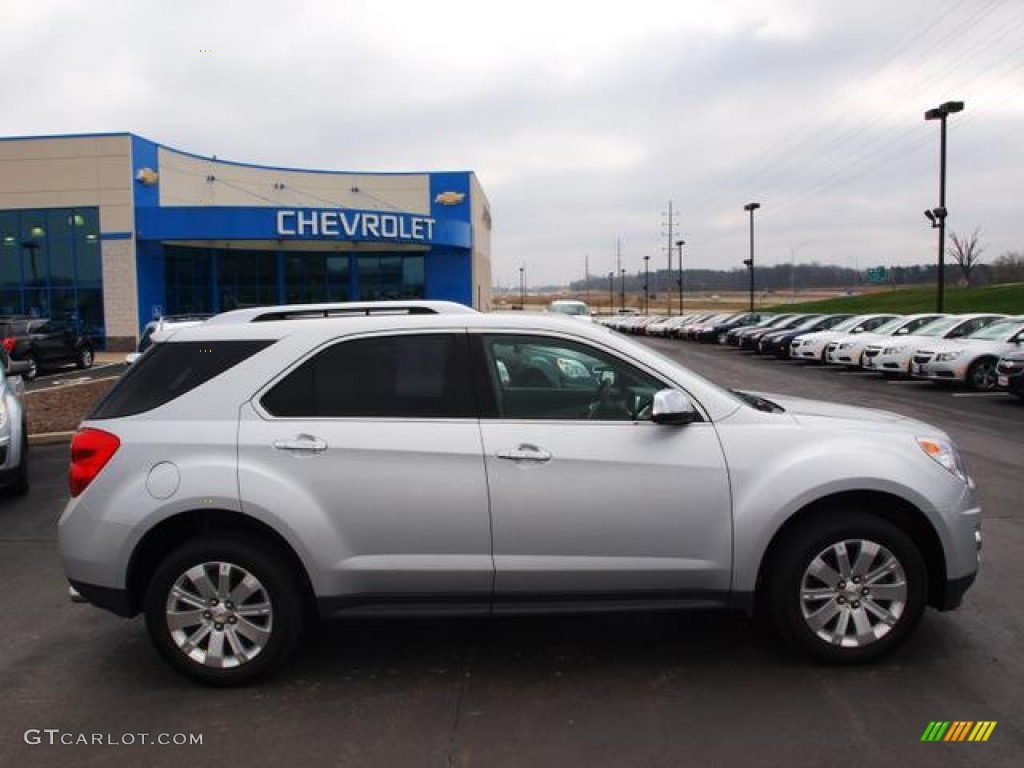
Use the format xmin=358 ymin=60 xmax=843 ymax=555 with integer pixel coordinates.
xmin=76 ymin=346 xmax=94 ymax=369
xmin=967 ymin=357 xmax=998 ymax=391
xmin=765 ymin=511 xmax=927 ymax=663
xmin=23 ymin=354 xmax=38 ymax=381
xmin=144 ymin=536 xmax=305 ymax=686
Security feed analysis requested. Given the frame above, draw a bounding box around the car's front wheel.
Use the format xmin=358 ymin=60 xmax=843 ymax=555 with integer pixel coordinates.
xmin=765 ymin=511 xmax=927 ymax=663
xmin=144 ymin=536 xmax=306 ymax=686
xmin=967 ymin=357 xmax=998 ymax=391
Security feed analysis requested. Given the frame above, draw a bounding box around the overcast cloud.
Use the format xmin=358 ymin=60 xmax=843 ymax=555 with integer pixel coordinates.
xmin=2 ymin=0 xmax=1022 ymax=288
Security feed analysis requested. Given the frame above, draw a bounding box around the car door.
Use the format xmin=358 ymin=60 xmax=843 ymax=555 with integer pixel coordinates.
xmin=29 ymin=320 xmax=61 ymax=363
xmin=237 ymin=330 xmax=493 ymax=610
xmin=473 ymin=332 xmax=733 ymax=608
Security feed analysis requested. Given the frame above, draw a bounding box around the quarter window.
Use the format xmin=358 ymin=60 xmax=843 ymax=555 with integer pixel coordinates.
xmin=261 ymin=333 xmax=474 ymax=418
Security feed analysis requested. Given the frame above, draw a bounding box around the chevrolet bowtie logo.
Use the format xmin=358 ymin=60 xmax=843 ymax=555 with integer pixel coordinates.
xmin=434 ymin=191 xmax=465 ymax=206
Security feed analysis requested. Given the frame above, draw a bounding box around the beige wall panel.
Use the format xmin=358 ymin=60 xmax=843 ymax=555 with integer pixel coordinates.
xmin=0 ymin=158 xmax=101 ymax=193
xmin=0 ymin=191 xmax=102 ymax=209
xmin=97 ymin=157 xmax=130 ymax=189
xmin=99 ymin=205 xmax=134 ymax=233
xmin=101 ymin=239 xmax=139 ymax=340
xmin=158 ymin=147 xmax=430 ymax=213
xmin=469 ymin=173 xmax=492 ymax=311
xmin=0 ymin=135 xmax=127 ymax=161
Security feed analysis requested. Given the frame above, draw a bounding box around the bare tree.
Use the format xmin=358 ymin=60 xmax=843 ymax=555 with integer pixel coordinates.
xmin=948 ymin=228 xmax=986 ymax=286
xmin=991 ymin=250 xmax=1024 ymax=284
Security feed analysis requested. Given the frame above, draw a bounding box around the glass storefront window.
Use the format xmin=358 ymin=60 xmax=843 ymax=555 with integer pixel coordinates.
xmin=76 ymin=238 xmax=102 ymax=282
xmin=164 ymin=247 xmax=426 ymax=315
xmin=21 ymin=242 xmax=47 ymax=287
xmin=49 ymin=239 xmax=75 ymax=285
xmin=0 ymin=207 xmax=103 ymax=346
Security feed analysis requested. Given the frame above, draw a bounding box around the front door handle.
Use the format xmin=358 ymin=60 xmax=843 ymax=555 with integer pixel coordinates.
xmin=496 ymin=444 xmax=552 ymax=463
xmin=273 ymin=434 xmax=328 ymax=453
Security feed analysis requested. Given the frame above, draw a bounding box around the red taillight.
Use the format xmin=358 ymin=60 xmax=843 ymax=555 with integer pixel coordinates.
xmin=2 ymin=337 xmax=13 ymax=353
xmin=69 ymin=428 xmax=121 ymax=497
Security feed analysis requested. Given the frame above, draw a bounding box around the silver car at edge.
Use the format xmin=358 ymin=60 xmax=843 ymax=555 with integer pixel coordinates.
xmin=58 ymin=303 xmax=982 ymax=685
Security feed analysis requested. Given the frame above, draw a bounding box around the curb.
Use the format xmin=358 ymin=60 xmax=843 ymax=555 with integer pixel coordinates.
xmin=29 ymin=432 xmax=75 ymax=446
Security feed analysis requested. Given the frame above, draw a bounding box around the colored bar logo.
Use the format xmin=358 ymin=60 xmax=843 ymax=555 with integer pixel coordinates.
xmin=921 ymin=721 xmax=997 ymax=742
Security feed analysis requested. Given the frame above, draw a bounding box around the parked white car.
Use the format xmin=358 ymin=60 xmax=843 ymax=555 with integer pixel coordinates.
xmin=790 ymin=314 xmax=899 ymax=362
xmin=861 ymin=314 xmax=1006 ymax=376
xmin=126 ymin=314 xmax=213 ymax=364
xmin=910 ymin=318 xmax=1024 ymax=391
xmin=824 ymin=314 xmax=947 ymax=368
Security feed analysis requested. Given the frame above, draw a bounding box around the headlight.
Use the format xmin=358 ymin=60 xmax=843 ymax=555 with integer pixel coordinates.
xmin=917 ymin=436 xmax=969 ymax=483
xmin=936 ymin=350 xmax=963 ymax=362
xmin=0 ymin=397 xmax=7 ymax=431
xmin=883 ymin=345 xmax=907 ymax=355
xmin=838 ymin=342 xmax=852 ymax=349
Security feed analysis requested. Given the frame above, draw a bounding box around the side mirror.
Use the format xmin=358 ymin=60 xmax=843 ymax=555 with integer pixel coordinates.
xmin=651 ymin=389 xmax=700 ymax=425
xmin=5 ymin=360 xmax=32 ymax=377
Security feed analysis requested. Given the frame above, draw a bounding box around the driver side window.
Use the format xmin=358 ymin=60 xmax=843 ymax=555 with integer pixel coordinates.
xmin=481 ymin=334 xmax=663 ymax=421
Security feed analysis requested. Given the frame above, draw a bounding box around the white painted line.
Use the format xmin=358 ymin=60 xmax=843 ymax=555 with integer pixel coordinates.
xmin=952 ymin=392 xmax=1010 ymax=398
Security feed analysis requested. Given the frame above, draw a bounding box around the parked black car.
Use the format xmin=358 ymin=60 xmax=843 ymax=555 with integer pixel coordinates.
xmin=757 ymin=314 xmax=853 ymax=359
xmin=0 ymin=316 xmax=94 ymax=380
xmin=725 ymin=313 xmax=797 ymax=347
xmin=694 ymin=312 xmax=772 ymax=344
xmin=997 ymin=350 xmax=1024 ymax=399
xmin=739 ymin=314 xmax=817 ymax=350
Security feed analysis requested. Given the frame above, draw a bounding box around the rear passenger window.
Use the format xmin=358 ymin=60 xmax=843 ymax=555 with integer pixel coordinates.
xmin=261 ymin=333 xmax=474 ymax=418
xmin=90 ymin=340 xmax=274 ymax=418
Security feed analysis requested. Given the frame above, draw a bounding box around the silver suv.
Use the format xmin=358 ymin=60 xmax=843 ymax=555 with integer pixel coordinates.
xmin=59 ymin=302 xmax=982 ymax=685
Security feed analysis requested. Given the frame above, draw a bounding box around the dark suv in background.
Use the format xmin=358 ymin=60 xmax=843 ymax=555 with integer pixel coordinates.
xmin=0 ymin=316 xmax=94 ymax=380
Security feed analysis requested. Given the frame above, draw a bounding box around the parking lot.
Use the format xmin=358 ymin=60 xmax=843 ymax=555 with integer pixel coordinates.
xmin=1 ymin=337 xmax=1021 ymax=767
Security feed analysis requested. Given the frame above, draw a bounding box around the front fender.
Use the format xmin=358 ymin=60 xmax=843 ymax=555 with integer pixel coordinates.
xmin=716 ymin=421 xmax=973 ymax=593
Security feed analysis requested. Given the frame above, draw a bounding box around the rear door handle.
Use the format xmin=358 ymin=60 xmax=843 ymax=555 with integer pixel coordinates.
xmin=496 ymin=444 xmax=552 ymax=463
xmin=273 ymin=434 xmax=328 ymax=453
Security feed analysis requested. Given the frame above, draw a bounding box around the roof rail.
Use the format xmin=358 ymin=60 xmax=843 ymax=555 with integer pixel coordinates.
xmin=204 ymin=300 xmax=476 ymax=325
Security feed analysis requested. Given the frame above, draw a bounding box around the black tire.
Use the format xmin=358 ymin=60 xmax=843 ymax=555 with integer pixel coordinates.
xmin=144 ymin=536 xmax=306 ymax=686
xmin=966 ymin=357 xmax=998 ymax=392
xmin=9 ymin=426 xmax=28 ymax=496
xmin=76 ymin=346 xmax=94 ymax=370
xmin=764 ymin=511 xmax=927 ymax=664
xmin=23 ymin=354 xmax=38 ymax=381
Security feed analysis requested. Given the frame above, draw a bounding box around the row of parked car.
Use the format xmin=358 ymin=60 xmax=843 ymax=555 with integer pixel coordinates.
xmin=601 ymin=309 xmax=1024 ymax=397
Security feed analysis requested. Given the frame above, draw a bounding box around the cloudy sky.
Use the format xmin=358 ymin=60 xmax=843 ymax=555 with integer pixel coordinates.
xmin=3 ymin=0 xmax=1022 ymax=288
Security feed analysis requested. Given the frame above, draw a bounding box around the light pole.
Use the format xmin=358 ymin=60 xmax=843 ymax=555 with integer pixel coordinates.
xmin=619 ymin=268 xmax=626 ymax=311
xmin=607 ymin=271 xmax=614 ymax=312
xmin=519 ymin=266 xmax=525 ymax=309
xmin=675 ymin=240 xmax=685 ymax=315
xmin=743 ymin=202 xmax=760 ymax=312
xmin=643 ymin=255 xmax=650 ymax=314
xmin=789 ymin=240 xmax=812 ymax=298
xmin=924 ymin=100 xmax=964 ymax=313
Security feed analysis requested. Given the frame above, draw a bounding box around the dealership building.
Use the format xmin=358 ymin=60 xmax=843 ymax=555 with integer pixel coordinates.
xmin=0 ymin=133 xmax=492 ymax=349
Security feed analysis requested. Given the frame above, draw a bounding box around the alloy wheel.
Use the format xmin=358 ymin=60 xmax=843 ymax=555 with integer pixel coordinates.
xmin=164 ymin=561 xmax=274 ymax=670
xmin=799 ymin=538 xmax=907 ymax=648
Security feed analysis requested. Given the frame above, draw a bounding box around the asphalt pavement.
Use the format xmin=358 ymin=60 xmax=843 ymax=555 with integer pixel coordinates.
xmin=0 ymin=338 xmax=1020 ymax=767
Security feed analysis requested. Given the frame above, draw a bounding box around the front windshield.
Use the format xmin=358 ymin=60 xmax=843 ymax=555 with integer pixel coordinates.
xmin=790 ymin=315 xmax=824 ymax=330
xmin=915 ymin=316 xmax=964 ymax=337
xmin=830 ymin=315 xmax=866 ymax=333
xmin=872 ymin=316 xmax=910 ymax=335
xmin=551 ymin=302 xmax=589 ymax=316
xmin=967 ymin=319 xmax=1024 ymax=341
